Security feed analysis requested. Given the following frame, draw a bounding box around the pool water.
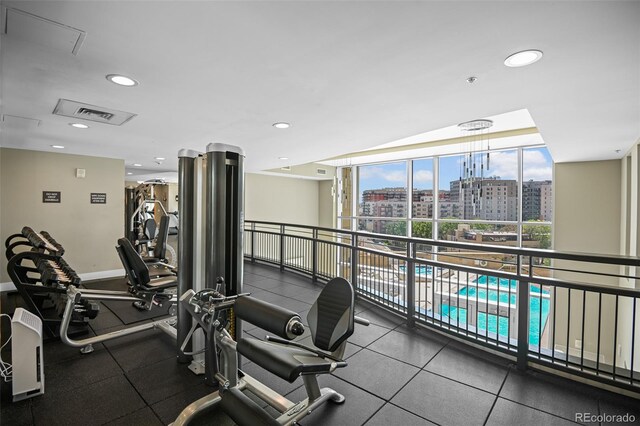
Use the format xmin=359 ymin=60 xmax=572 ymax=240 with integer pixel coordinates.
xmin=441 ymin=276 xmax=550 ymax=346
xmin=399 ymin=264 xmax=433 ymax=276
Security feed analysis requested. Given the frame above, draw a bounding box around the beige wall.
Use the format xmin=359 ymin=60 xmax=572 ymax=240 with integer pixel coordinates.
xmin=554 ymin=160 xmax=622 ymax=255
xmin=551 ymin=160 xmax=624 ymax=368
xmin=245 ymin=173 xmax=321 ymax=226
xmin=318 ymin=180 xmax=335 ymax=228
xmin=0 ymin=148 xmax=124 ymax=282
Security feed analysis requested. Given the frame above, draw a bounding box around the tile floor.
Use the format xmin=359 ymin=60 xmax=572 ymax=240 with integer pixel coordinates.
xmin=1 ymin=262 xmax=639 ymax=425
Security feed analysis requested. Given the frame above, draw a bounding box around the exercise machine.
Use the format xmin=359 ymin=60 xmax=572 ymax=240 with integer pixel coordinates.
xmin=58 ymin=238 xmax=178 ymax=353
xmin=5 ymin=227 xmax=99 ymax=339
xmin=176 ymin=144 xmax=244 ymax=380
xmin=173 ymin=277 xmax=369 ymax=425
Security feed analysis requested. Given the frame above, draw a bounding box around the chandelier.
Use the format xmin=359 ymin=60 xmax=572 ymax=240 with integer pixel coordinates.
xmin=457 ymin=119 xmax=493 ymax=216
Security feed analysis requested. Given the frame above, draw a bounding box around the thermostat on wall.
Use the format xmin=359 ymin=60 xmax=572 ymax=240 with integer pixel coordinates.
xmin=76 ymin=168 xmax=86 ymax=178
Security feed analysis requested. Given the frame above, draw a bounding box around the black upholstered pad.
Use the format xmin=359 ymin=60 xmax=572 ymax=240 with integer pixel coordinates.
xmin=142 ymin=276 xmax=177 ymax=290
xmin=308 ymin=277 xmax=355 ymax=352
xmin=237 ymin=337 xmax=335 ymax=383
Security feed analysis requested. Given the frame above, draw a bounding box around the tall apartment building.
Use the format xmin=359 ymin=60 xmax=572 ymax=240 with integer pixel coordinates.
xmin=361 ymin=179 xmax=551 ymax=223
xmin=449 ymin=178 xmax=518 ymax=221
xmin=523 ymin=180 xmax=553 ymax=221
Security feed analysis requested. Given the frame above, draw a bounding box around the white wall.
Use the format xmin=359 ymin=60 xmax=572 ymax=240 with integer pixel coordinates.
xmin=245 ymin=173 xmax=321 ymax=226
xmin=1 ymin=148 xmax=124 ymax=283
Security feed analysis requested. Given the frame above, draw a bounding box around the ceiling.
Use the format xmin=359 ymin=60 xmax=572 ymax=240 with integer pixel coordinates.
xmin=1 ymin=1 xmax=638 ymax=178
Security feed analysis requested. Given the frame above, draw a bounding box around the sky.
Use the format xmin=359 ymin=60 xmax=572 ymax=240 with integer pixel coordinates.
xmin=357 ymin=147 xmax=553 ymax=198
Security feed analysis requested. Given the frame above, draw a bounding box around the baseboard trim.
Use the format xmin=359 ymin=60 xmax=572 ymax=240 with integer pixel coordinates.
xmin=0 ymin=269 xmax=125 ymax=293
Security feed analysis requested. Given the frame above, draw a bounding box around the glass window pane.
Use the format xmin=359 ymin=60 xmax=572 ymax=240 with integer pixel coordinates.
xmin=522 ymin=147 xmax=553 ymax=221
xmin=412 ymin=159 xmax=434 ymax=218
xmin=358 ymin=162 xmax=407 ymax=218
xmin=522 ymin=223 xmax=552 ymax=250
xmin=438 ymin=150 xmax=519 ymax=221
xmin=358 ymin=218 xmax=406 ymax=237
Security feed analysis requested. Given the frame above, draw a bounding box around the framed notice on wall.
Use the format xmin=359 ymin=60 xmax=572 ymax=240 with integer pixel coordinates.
xmin=90 ymin=193 xmax=107 ymax=204
xmin=42 ymin=191 xmax=61 ymax=203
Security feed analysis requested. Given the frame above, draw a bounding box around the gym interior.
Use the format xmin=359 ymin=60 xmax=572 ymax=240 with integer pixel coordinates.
xmin=1 ymin=2 xmax=640 ymax=425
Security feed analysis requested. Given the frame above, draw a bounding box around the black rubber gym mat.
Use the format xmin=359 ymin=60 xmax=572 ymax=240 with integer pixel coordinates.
xmin=101 ymin=299 xmax=173 ymax=324
xmin=82 ymin=277 xmax=174 ymax=324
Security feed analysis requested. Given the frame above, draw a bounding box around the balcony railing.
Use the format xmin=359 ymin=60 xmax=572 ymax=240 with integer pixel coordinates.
xmin=243 ymin=220 xmax=640 ymax=394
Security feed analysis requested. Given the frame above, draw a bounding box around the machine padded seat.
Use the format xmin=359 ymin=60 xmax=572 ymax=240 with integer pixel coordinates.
xmin=237 ymin=277 xmax=355 ymax=383
xmin=237 ymin=338 xmax=336 ymax=383
xmin=116 ymin=238 xmax=176 ymax=291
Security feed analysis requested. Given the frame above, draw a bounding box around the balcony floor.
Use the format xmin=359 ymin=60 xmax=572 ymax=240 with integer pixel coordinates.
xmin=2 ymin=262 xmax=639 ymax=425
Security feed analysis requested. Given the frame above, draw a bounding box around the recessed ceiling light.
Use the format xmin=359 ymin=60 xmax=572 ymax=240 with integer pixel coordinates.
xmin=51 ymin=145 xmax=65 ymax=149
xmin=69 ymin=123 xmax=89 ymax=129
xmin=155 ymin=157 xmax=165 ymax=160
xmin=504 ymin=50 xmax=543 ymax=67
xmin=273 ymin=122 xmax=291 ymax=129
xmin=127 ymin=172 xmax=133 ymax=175
xmin=278 ymin=157 xmax=289 ymax=160
xmin=106 ymin=74 xmax=139 ymax=87
xmin=133 ymin=163 xmax=142 ymax=167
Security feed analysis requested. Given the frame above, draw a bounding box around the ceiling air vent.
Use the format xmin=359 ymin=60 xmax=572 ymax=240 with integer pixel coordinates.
xmin=76 ymin=107 xmax=114 ymax=121
xmin=316 ymin=168 xmax=327 ymax=175
xmin=53 ymin=99 xmax=136 ymax=125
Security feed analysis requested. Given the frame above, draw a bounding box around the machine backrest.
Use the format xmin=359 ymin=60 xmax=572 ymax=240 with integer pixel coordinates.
xmin=307 ymin=277 xmax=355 ymax=352
xmin=116 ymin=238 xmax=150 ymax=288
xmin=154 ymin=216 xmax=169 ymax=259
xmin=144 ymin=219 xmax=157 ymax=240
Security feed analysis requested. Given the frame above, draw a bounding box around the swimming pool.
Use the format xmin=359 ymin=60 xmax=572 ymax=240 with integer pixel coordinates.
xmin=441 ymin=276 xmax=550 ymax=346
xmin=398 ymin=264 xmax=433 ymax=276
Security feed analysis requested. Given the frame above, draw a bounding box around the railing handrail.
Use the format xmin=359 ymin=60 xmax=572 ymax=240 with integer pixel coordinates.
xmin=244 ymin=219 xmax=640 ymax=395
xmin=245 ymin=220 xmax=640 ymax=267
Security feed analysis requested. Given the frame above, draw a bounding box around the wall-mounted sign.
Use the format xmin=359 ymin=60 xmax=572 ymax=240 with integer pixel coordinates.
xmin=90 ymin=193 xmax=107 ymax=204
xmin=42 ymin=191 xmax=61 ymax=203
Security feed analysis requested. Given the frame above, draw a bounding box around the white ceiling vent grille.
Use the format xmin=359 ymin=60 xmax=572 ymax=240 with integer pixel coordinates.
xmin=316 ymin=168 xmax=327 ymax=175
xmin=53 ymin=99 xmax=136 ymax=126
xmin=2 ymin=7 xmax=86 ymax=55
xmin=1 ymin=114 xmax=41 ymax=130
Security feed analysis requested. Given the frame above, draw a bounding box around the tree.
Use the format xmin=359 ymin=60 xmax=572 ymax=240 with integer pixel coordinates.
xmin=522 ymin=221 xmax=552 ymax=249
xmin=385 ymin=221 xmax=406 ymax=236
xmin=438 ymin=222 xmax=459 ymax=238
xmin=412 ymin=221 xmax=433 ymax=239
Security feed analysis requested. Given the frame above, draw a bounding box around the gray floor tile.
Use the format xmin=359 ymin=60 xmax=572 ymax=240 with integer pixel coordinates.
xmin=392 ymin=370 xmax=495 ymax=426
xmin=365 ymin=403 xmax=436 ymax=426
xmin=286 ymin=375 xmax=385 ymax=426
xmin=599 ymin=399 xmax=640 ymax=425
xmin=104 ymin=327 xmax=176 ymax=371
xmin=43 ymin=347 xmax=123 ymax=392
xmin=32 ymin=375 xmax=146 ymax=426
xmin=486 ymin=398 xmax=579 ymax=426
xmin=334 ymin=348 xmax=419 ymax=400
xmin=499 ymin=369 xmax=599 ymax=422
xmin=368 ymin=329 xmax=445 ymax=368
xmin=424 ymin=345 xmax=509 ymax=394
xmin=355 ymin=306 xmax=406 ymax=329
xmin=105 ymin=406 xmax=163 ymax=426
xmin=0 ymin=399 xmax=32 ymax=426
xmin=349 ymin=322 xmax=391 ymax=347
xmin=127 ymin=357 xmax=205 ymax=405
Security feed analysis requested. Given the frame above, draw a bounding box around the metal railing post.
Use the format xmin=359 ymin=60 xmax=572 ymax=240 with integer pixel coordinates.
xmin=312 ymin=229 xmax=318 ymax=282
xmin=351 ymin=234 xmax=358 ymax=290
xmin=406 ymin=242 xmax=416 ymax=328
xmin=517 ymin=254 xmax=529 ymax=371
xmin=250 ymin=222 xmax=255 ymax=263
xmin=280 ymin=224 xmax=285 ymax=271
